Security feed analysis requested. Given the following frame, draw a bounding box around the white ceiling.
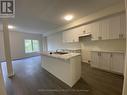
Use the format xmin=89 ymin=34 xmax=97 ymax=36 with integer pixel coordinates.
xmin=0 ymin=0 xmax=124 ymax=34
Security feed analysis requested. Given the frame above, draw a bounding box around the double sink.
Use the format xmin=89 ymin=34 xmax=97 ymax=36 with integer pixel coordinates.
xmin=53 ymin=51 xmax=68 ymax=55
xmin=49 ymin=51 xmax=68 ymax=55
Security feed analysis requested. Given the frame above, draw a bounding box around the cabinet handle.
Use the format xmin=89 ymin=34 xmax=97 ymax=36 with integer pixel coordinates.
xmin=110 ymin=53 xmax=112 ymax=57
xmin=83 ymin=30 xmax=86 ymax=34
xmin=98 ymin=52 xmax=101 ymax=56
xmin=98 ymin=36 xmax=102 ymax=40
xmin=98 ymin=52 xmax=99 ymax=56
xmin=119 ymin=34 xmax=124 ymax=39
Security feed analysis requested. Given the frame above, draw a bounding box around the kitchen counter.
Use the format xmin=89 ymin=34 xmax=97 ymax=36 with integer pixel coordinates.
xmin=40 ymin=52 xmax=81 ymax=60
xmin=91 ymin=50 xmax=125 ymax=53
xmin=41 ymin=52 xmax=81 ymax=87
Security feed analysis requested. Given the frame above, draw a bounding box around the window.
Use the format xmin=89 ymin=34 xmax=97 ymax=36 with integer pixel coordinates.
xmin=33 ymin=40 xmax=40 ymax=52
xmin=25 ymin=40 xmax=32 ymax=53
xmin=25 ymin=40 xmax=40 ymax=53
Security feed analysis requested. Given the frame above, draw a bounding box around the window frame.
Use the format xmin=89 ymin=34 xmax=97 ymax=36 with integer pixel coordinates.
xmin=24 ymin=39 xmax=40 ymax=53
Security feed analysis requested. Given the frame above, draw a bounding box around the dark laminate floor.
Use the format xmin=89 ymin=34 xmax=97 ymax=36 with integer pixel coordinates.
xmin=82 ymin=62 xmax=124 ymax=95
xmin=1 ymin=56 xmax=124 ymax=95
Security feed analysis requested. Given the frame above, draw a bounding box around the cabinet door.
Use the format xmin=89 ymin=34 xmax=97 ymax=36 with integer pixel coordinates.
xmin=62 ymin=31 xmax=67 ymax=42
xmin=73 ymin=26 xmax=84 ymax=42
xmin=91 ymin=52 xmax=100 ymax=68
xmin=79 ymin=24 xmax=92 ymax=37
xmin=63 ymin=30 xmax=73 ymax=43
xmin=100 ymin=19 xmax=110 ymax=40
xmin=120 ymin=13 xmax=126 ymax=39
xmin=77 ymin=26 xmax=86 ymax=36
xmin=91 ymin=21 xmax=100 ymax=40
xmin=111 ymin=53 xmax=125 ymax=74
xmin=109 ymin=15 xmax=121 ymax=39
xmin=84 ymin=24 xmax=91 ymax=34
xmin=99 ymin=52 xmax=111 ymax=71
xmin=63 ymin=28 xmax=79 ymax=43
xmin=72 ymin=29 xmax=79 ymax=42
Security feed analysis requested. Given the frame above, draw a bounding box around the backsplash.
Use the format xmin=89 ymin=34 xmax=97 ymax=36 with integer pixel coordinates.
xmin=47 ymin=32 xmax=81 ymax=51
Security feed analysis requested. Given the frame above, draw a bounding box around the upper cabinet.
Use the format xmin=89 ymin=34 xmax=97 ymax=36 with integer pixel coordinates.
xmin=91 ymin=13 xmax=126 ymax=41
xmin=63 ymin=26 xmax=85 ymax=43
xmin=100 ymin=18 xmax=110 ymax=40
xmin=91 ymin=21 xmax=100 ymax=40
xmin=63 ymin=29 xmax=74 ymax=43
xmin=63 ymin=25 xmax=92 ymax=43
xmin=63 ymin=13 xmax=126 ymax=43
xmin=120 ymin=13 xmax=126 ymax=39
xmin=80 ymin=24 xmax=92 ymax=36
xmin=109 ymin=14 xmax=121 ymax=39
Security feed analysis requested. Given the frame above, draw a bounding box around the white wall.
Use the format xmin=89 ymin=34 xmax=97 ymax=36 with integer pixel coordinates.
xmin=42 ymin=36 xmax=48 ymax=52
xmin=80 ymin=37 xmax=126 ymax=63
xmin=0 ymin=32 xmax=5 ymax=61
xmin=122 ymin=0 xmax=127 ymax=95
xmin=47 ymin=32 xmax=81 ymax=51
xmin=0 ymin=31 xmax=43 ymax=61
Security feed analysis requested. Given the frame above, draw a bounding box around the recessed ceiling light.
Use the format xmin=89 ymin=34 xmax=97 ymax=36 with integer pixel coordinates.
xmin=8 ymin=25 xmax=15 ymax=29
xmin=64 ymin=15 xmax=74 ymax=21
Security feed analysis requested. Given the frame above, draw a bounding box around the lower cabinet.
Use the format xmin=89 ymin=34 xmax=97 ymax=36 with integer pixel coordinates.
xmin=111 ymin=53 xmax=125 ymax=74
xmin=91 ymin=52 xmax=100 ymax=68
xmin=91 ymin=51 xmax=125 ymax=75
xmin=99 ymin=52 xmax=111 ymax=71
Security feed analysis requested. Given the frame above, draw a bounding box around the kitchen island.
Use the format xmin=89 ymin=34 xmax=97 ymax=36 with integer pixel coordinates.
xmin=40 ymin=52 xmax=81 ymax=87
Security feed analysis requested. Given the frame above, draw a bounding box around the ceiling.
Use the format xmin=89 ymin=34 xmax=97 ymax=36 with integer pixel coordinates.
xmin=0 ymin=0 xmax=125 ymax=34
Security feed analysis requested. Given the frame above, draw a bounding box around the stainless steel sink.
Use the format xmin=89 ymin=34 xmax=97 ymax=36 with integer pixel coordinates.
xmin=53 ymin=52 xmax=68 ymax=55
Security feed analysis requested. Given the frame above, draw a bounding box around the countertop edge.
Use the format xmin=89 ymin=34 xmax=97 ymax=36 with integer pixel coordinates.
xmin=40 ymin=53 xmax=81 ymax=60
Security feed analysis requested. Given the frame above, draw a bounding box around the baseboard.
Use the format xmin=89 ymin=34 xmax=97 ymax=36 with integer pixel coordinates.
xmin=91 ymin=66 xmax=124 ymax=76
xmin=0 ymin=55 xmax=40 ymax=63
xmin=12 ymin=55 xmax=40 ymax=61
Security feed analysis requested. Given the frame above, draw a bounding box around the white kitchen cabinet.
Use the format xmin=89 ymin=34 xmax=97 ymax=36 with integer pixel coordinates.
xmin=63 ymin=28 xmax=81 ymax=43
xmin=111 ymin=53 xmax=125 ymax=74
xmin=91 ymin=21 xmax=100 ymax=40
xmin=91 ymin=51 xmax=125 ymax=75
xmin=63 ymin=29 xmax=74 ymax=43
xmin=91 ymin=13 xmax=126 ymax=40
xmin=91 ymin=52 xmax=111 ymax=71
xmin=100 ymin=18 xmax=110 ymax=40
xmin=63 ymin=13 xmax=126 ymax=43
xmin=120 ymin=13 xmax=126 ymax=39
xmin=78 ymin=24 xmax=92 ymax=37
xmin=91 ymin=52 xmax=100 ymax=68
xmin=72 ymin=29 xmax=79 ymax=42
xmin=63 ymin=26 xmax=85 ymax=43
xmin=99 ymin=52 xmax=111 ymax=71
xmin=77 ymin=26 xmax=86 ymax=36
xmin=73 ymin=26 xmax=84 ymax=42
xmin=109 ymin=15 xmax=121 ymax=39
xmin=83 ymin=24 xmax=91 ymax=34
xmin=108 ymin=13 xmax=126 ymax=39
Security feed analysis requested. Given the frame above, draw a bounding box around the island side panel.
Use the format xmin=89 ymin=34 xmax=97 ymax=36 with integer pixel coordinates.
xmin=70 ymin=55 xmax=81 ymax=86
xmin=41 ymin=55 xmax=73 ymax=86
xmin=41 ymin=55 xmax=81 ymax=87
